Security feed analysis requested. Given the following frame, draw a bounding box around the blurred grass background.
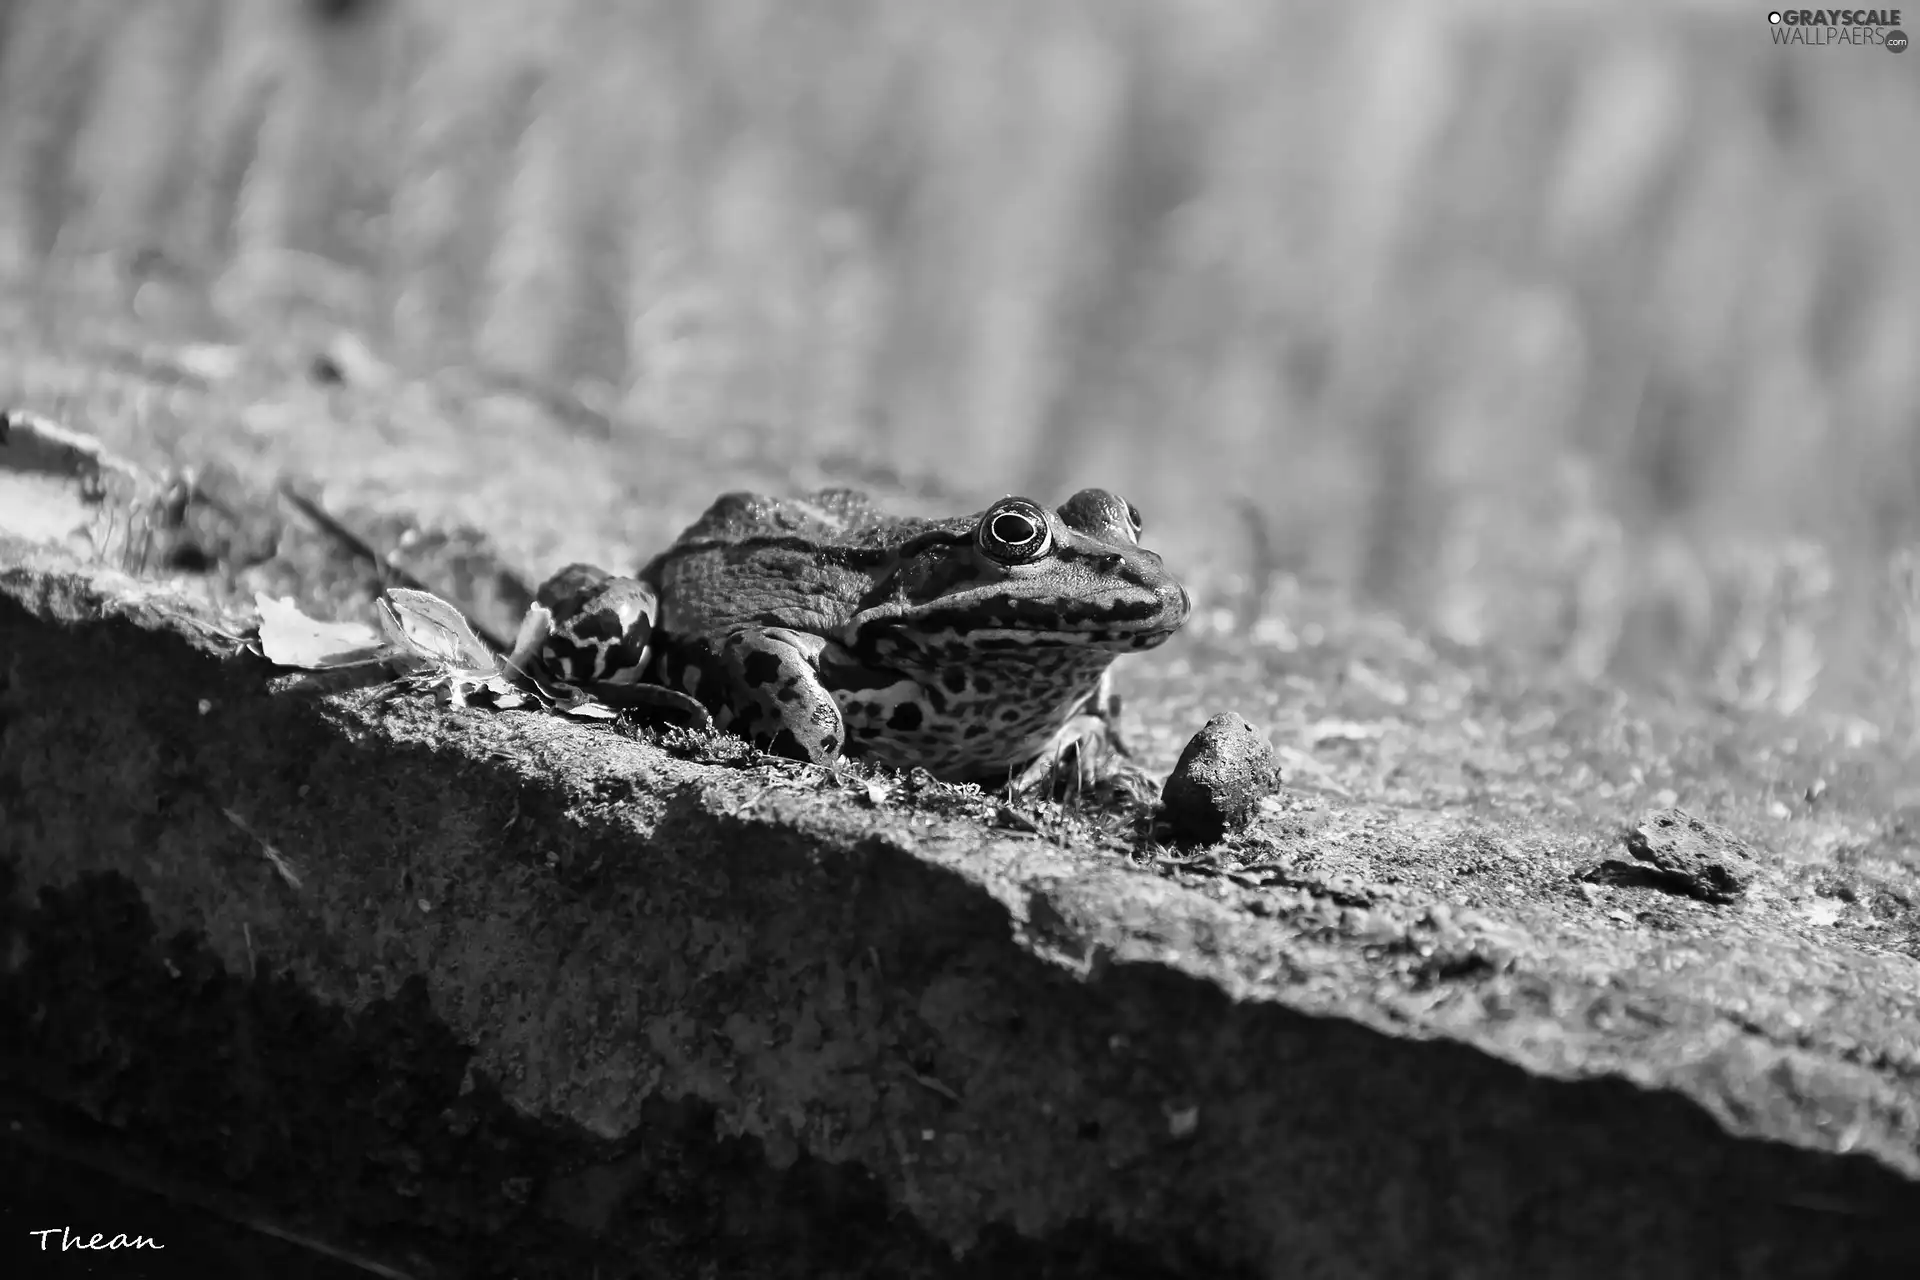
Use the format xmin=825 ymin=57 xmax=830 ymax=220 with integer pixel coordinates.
xmin=2 ymin=0 xmax=1918 ymax=734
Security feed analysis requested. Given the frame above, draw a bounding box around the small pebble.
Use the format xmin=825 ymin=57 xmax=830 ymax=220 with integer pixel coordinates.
xmin=1160 ymin=712 xmax=1283 ymax=846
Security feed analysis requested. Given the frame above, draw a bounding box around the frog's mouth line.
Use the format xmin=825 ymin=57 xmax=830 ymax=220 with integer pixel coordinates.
xmin=958 ymin=627 xmax=1182 ymax=651
xmin=860 ymin=615 xmax=1187 ymax=655
xmin=977 ymin=587 xmax=1191 ymax=629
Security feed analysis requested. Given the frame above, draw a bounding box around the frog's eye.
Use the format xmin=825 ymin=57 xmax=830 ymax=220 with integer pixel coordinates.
xmin=1125 ymin=501 xmax=1145 ymax=537
xmin=977 ymin=498 xmax=1053 ymax=564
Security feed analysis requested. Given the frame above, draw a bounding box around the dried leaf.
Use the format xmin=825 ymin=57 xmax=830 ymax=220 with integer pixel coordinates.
xmin=446 ymin=668 xmax=536 ymax=709
xmin=375 ymin=587 xmax=497 ymax=674
xmin=254 ymin=593 xmax=388 ymax=670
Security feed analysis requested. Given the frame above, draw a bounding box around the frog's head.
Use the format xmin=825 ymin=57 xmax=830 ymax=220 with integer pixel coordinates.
xmin=849 ymin=490 xmax=1191 ymax=664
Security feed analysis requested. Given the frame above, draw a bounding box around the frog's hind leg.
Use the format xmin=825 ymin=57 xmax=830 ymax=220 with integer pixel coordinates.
xmin=674 ymin=627 xmax=845 ymax=765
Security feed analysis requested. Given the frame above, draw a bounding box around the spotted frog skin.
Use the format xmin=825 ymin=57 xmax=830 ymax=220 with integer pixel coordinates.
xmin=542 ymin=487 xmax=1191 ymax=782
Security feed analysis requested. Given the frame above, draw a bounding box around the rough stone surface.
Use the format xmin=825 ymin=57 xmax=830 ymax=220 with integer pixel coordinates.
xmin=7 ymin=546 xmax=1920 ymax=1278
xmin=1159 ymin=712 xmax=1284 ymax=846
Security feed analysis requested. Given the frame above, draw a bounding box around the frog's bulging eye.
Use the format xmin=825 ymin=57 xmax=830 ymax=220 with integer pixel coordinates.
xmin=977 ymin=498 xmax=1053 ymax=564
xmin=1125 ymin=502 xmax=1145 ymax=537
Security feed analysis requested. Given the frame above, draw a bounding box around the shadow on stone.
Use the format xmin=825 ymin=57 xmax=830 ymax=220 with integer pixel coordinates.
xmin=0 ymin=864 xmax=1243 ymax=1279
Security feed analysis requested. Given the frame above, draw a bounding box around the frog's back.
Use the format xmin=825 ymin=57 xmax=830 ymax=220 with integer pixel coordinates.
xmin=645 ymin=488 xmax=965 ymax=565
xmin=637 ymin=488 xmax=965 ymax=634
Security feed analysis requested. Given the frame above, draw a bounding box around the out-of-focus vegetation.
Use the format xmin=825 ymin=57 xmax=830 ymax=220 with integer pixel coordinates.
xmin=2 ymin=0 xmax=1918 ymax=733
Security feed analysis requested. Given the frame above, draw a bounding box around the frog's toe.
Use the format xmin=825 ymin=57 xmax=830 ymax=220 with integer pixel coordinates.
xmin=762 ymin=726 xmax=823 ymax=764
xmin=743 ymin=709 xmax=842 ymax=765
xmin=1008 ymin=711 xmax=1131 ymax=795
xmin=1010 ymin=718 xmax=1097 ymax=794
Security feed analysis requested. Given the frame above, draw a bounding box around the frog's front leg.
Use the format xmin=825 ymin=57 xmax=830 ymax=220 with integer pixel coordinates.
xmin=679 ymin=627 xmax=846 ymax=765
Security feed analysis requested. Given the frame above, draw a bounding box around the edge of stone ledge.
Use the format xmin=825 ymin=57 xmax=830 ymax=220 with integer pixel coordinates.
xmin=5 ymin=548 xmax=1920 ymax=1276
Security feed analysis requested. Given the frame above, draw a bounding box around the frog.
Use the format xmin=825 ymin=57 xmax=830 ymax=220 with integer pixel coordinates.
xmin=536 ymin=487 xmax=1191 ymax=784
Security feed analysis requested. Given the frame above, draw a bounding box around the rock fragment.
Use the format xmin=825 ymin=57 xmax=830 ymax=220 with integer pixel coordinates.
xmin=1583 ymin=807 xmax=1757 ymax=904
xmin=1160 ymin=713 xmax=1283 ymax=845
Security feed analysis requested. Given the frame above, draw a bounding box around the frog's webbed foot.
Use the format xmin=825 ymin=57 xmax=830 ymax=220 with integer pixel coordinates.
xmin=702 ymin=627 xmax=845 ymax=765
xmin=1006 ymin=674 xmax=1136 ymax=796
xmin=1008 ymin=714 xmax=1113 ymax=795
